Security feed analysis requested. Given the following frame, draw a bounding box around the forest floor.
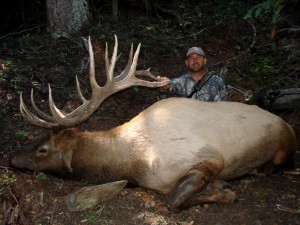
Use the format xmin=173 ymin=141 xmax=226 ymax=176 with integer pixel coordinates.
xmin=0 ymin=1 xmax=300 ymax=225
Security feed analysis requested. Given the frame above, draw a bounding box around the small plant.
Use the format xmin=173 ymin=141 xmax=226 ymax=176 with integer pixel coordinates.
xmin=58 ymin=52 xmax=69 ymax=64
xmin=10 ymin=75 xmax=22 ymax=91
xmin=80 ymin=179 xmax=91 ymax=185
xmin=0 ymin=174 xmax=17 ymax=196
xmin=85 ymin=210 xmax=98 ymax=224
xmin=3 ymin=59 xmax=14 ymax=68
xmin=36 ymin=172 xmax=47 ymax=181
xmin=15 ymin=130 xmax=27 ymax=140
xmin=0 ymin=71 xmax=6 ymax=84
xmin=133 ymin=86 xmax=139 ymax=92
xmin=0 ymin=106 xmax=10 ymax=115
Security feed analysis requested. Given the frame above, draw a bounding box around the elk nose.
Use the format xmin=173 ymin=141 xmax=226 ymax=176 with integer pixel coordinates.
xmin=8 ymin=153 xmax=22 ymax=168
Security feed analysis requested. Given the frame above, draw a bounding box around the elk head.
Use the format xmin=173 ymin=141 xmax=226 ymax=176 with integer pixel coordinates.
xmin=10 ymin=128 xmax=78 ymax=175
xmin=19 ymin=35 xmax=169 ymax=128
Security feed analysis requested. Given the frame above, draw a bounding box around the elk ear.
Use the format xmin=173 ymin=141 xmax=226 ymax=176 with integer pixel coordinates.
xmin=61 ymin=150 xmax=73 ymax=173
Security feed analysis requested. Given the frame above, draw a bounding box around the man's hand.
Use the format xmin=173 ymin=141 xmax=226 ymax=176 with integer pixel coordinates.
xmin=157 ymin=76 xmax=170 ymax=91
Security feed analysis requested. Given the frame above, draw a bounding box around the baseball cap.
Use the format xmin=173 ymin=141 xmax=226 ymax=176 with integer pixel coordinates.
xmin=186 ymin=47 xmax=205 ymax=57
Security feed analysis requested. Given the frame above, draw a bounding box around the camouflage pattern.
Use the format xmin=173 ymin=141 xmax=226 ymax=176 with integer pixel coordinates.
xmin=168 ymin=71 xmax=227 ymax=101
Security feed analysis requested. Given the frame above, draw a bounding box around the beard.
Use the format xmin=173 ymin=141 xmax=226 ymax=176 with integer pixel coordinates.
xmin=187 ymin=63 xmax=204 ymax=73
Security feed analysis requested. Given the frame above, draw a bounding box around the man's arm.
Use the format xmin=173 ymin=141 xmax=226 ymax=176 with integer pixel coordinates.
xmin=157 ymin=76 xmax=171 ymax=91
xmin=209 ymin=75 xmax=228 ymax=101
xmin=158 ymin=74 xmax=189 ymax=96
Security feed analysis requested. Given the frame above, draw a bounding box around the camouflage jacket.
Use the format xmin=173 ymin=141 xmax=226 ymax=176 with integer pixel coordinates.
xmin=168 ymin=71 xmax=227 ymax=101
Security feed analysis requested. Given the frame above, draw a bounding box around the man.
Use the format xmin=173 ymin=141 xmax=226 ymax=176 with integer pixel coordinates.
xmin=158 ymin=47 xmax=227 ymax=101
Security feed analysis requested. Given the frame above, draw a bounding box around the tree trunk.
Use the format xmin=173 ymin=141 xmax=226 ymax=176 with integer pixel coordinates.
xmin=112 ymin=0 xmax=118 ymax=22
xmin=46 ymin=0 xmax=90 ymax=38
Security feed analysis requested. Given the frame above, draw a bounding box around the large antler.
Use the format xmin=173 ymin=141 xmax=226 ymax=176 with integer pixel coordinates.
xmin=20 ymin=35 xmax=169 ymax=128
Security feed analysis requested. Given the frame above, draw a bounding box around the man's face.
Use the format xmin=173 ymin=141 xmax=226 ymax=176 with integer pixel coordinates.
xmin=185 ymin=53 xmax=207 ymax=73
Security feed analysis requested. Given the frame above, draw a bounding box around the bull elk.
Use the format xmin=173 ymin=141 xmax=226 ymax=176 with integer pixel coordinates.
xmin=10 ymin=36 xmax=296 ymax=212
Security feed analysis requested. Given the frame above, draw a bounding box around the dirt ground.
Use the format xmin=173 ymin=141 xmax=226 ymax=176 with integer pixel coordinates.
xmin=1 ymin=2 xmax=300 ymax=224
xmin=1 ymin=164 xmax=300 ymax=225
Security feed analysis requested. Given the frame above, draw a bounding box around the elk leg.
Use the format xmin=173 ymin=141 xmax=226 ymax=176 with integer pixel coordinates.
xmin=167 ymin=154 xmax=234 ymax=212
xmin=195 ymin=179 xmax=237 ymax=204
xmin=191 ymin=185 xmax=236 ymax=205
xmin=167 ymin=173 xmax=236 ymax=212
xmin=206 ymin=179 xmax=231 ymax=189
xmin=167 ymin=169 xmax=207 ymax=212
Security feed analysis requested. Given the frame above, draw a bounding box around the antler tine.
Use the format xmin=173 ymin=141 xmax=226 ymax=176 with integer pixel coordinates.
xmin=75 ymin=75 xmax=87 ymax=103
xmin=113 ymin=45 xmax=168 ymax=85
xmin=127 ymin=43 xmax=141 ymax=79
xmin=88 ymin=36 xmax=98 ymax=91
xmin=115 ymin=42 xmax=170 ymax=89
xmin=20 ymin=92 xmax=59 ymax=128
xmin=105 ymin=42 xmax=109 ymax=77
xmin=48 ymin=84 xmax=91 ymax=126
xmin=48 ymin=84 xmax=67 ymax=118
xmin=115 ymin=43 xmax=169 ymax=88
xmin=135 ymin=68 xmax=159 ymax=80
xmin=30 ymin=89 xmax=57 ymax=123
xmin=107 ymin=35 xmax=118 ymax=83
xmin=113 ymin=43 xmax=142 ymax=91
xmin=114 ymin=44 xmax=133 ymax=82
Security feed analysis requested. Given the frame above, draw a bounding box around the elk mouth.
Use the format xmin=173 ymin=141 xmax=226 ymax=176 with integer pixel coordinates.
xmin=9 ymin=152 xmax=38 ymax=172
xmin=9 ymin=153 xmax=69 ymax=180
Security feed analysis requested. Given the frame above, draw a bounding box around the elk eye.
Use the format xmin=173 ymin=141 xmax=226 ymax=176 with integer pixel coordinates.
xmin=37 ymin=147 xmax=48 ymax=156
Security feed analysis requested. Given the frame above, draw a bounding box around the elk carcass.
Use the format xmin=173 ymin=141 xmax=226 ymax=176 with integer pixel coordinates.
xmin=10 ymin=36 xmax=296 ymax=212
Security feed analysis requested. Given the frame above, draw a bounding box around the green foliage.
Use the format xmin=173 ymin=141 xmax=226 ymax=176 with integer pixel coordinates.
xmin=0 ymin=174 xmax=17 ymax=196
xmin=3 ymin=59 xmax=14 ymax=68
xmin=210 ymin=1 xmax=252 ymax=18
xmin=36 ymin=172 xmax=47 ymax=181
xmin=57 ymin=43 xmax=81 ymax=65
xmin=0 ymin=106 xmax=10 ymax=115
xmin=133 ymin=86 xmax=139 ymax=92
xmin=15 ymin=130 xmax=27 ymax=139
xmin=250 ymin=57 xmax=279 ymax=76
xmin=244 ymin=0 xmax=288 ymax=24
xmin=0 ymin=59 xmax=12 ymax=84
xmin=1 ymin=59 xmax=26 ymax=94
xmin=87 ymin=211 xmax=98 ymax=223
xmin=246 ymin=53 xmax=295 ymax=90
xmin=10 ymin=75 xmax=22 ymax=91
xmin=83 ymin=210 xmax=100 ymax=224
xmin=0 ymin=72 xmax=5 ymax=84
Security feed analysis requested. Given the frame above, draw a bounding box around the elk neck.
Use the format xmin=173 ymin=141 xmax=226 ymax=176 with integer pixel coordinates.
xmin=67 ymin=126 xmax=148 ymax=184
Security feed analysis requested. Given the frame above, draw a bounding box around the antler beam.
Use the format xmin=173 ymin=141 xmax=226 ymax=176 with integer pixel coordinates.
xmin=20 ymin=35 xmax=168 ymax=128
